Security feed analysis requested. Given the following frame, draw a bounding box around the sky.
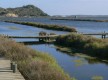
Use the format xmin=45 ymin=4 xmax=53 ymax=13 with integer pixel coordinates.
xmin=0 ymin=0 xmax=108 ymax=15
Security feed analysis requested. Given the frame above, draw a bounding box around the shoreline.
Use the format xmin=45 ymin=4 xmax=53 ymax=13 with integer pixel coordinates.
xmin=51 ymin=18 xmax=108 ymax=22
xmin=54 ymin=45 xmax=108 ymax=63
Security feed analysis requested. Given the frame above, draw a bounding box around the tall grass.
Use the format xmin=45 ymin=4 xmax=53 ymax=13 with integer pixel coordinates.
xmin=55 ymin=33 xmax=108 ymax=59
xmin=5 ymin=21 xmax=77 ymax=32
xmin=0 ymin=36 xmax=72 ymax=80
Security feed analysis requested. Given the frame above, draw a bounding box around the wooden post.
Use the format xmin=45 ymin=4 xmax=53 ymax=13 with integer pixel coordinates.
xmin=104 ymin=35 xmax=106 ymax=39
xmin=39 ymin=38 xmax=41 ymax=42
xmin=103 ymin=31 xmax=106 ymax=39
xmin=43 ymin=37 xmax=45 ymax=42
xmin=39 ymin=38 xmax=44 ymax=42
xmin=47 ymin=37 xmax=50 ymax=41
xmin=45 ymin=37 xmax=47 ymax=42
xmin=13 ymin=64 xmax=17 ymax=73
xmin=10 ymin=62 xmax=14 ymax=70
xmin=102 ymin=34 xmax=106 ymax=39
xmin=102 ymin=35 xmax=103 ymax=39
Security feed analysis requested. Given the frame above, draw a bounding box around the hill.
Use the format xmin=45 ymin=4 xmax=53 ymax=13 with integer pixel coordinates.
xmin=0 ymin=5 xmax=48 ymax=17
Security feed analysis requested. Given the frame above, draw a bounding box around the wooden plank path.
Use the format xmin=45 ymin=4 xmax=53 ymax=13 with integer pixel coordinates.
xmin=5 ymin=35 xmax=59 ymax=42
xmin=2 ymin=32 xmax=108 ymax=38
xmin=0 ymin=32 xmax=108 ymax=40
xmin=0 ymin=58 xmax=25 ymax=80
xmin=82 ymin=32 xmax=108 ymax=39
xmin=82 ymin=33 xmax=108 ymax=35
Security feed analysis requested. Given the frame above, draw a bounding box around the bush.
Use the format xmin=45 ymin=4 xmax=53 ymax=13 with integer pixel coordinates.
xmin=0 ymin=36 xmax=71 ymax=80
xmin=55 ymin=33 xmax=108 ymax=59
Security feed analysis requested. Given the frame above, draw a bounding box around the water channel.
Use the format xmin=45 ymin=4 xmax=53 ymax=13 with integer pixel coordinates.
xmin=0 ymin=19 xmax=108 ymax=80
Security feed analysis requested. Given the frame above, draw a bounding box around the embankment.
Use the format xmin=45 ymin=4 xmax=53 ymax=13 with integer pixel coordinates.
xmin=51 ymin=18 xmax=108 ymax=22
xmin=55 ymin=33 xmax=108 ymax=59
xmin=0 ymin=36 xmax=72 ymax=80
xmin=5 ymin=21 xmax=77 ymax=32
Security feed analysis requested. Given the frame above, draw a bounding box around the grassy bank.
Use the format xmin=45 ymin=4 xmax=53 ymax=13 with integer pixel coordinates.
xmin=55 ymin=33 xmax=108 ymax=59
xmin=0 ymin=36 xmax=73 ymax=80
xmin=51 ymin=18 xmax=108 ymax=22
xmin=5 ymin=21 xmax=77 ymax=32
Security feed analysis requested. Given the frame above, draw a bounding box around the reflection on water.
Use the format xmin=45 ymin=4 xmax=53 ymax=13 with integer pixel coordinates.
xmin=7 ymin=26 xmax=22 ymax=30
xmin=91 ymin=76 xmax=104 ymax=80
xmin=73 ymin=59 xmax=88 ymax=67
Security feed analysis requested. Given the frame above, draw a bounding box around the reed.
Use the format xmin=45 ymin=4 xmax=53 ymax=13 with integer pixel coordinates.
xmin=55 ymin=33 xmax=108 ymax=59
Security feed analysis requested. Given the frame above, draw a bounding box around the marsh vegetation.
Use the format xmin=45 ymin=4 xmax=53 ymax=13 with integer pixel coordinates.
xmin=5 ymin=21 xmax=77 ymax=32
xmin=0 ymin=36 xmax=73 ymax=80
xmin=55 ymin=33 xmax=108 ymax=59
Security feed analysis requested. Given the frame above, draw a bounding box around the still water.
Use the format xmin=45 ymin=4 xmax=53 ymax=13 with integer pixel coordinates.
xmin=1 ymin=17 xmax=108 ymax=33
xmin=31 ymin=44 xmax=108 ymax=80
xmin=0 ymin=19 xmax=108 ymax=80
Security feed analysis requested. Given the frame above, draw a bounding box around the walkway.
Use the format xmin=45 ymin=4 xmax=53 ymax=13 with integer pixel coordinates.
xmin=0 ymin=58 xmax=25 ymax=80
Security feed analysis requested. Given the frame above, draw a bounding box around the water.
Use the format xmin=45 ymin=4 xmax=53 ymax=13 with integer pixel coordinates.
xmin=0 ymin=21 xmax=68 ymax=42
xmin=30 ymin=44 xmax=108 ymax=80
xmin=0 ymin=18 xmax=108 ymax=80
xmin=0 ymin=17 xmax=108 ymax=33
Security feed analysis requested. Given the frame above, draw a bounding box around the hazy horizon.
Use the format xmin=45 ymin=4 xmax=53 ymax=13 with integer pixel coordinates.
xmin=0 ymin=0 xmax=108 ymax=16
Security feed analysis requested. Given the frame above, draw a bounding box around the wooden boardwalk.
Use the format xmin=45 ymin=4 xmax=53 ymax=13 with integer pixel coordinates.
xmin=82 ymin=32 xmax=108 ymax=39
xmin=8 ymin=33 xmax=108 ymax=39
xmin=83 ymin=33 xmax=108 ymax=35
xmin=0 ymin=32 xmax=108 ymax=40
xmin=0 ymin=58 xmax=25 ymax=80
xmin=7 ymin=35 xmax=58 ymax=42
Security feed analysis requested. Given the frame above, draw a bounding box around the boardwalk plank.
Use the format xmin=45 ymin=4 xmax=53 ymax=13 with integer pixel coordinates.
xmin=0 ymin=58 xmax=25 ymax=80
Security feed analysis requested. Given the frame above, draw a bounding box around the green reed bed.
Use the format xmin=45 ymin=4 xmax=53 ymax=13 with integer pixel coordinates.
xmin=5 ymin=21 xmax=77 ymax=32
xmin=55 ymin=33 xmax=108 ymax=59
xmin=0 ymin=36 xmax=72 ymax=80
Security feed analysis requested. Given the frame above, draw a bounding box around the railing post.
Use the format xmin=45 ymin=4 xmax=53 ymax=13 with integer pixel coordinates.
xmin=102 ymin=35 xmax=103 ymax=39
xmin=39 ymin=38 xmax=41 ymax=42
xmin=13 ymin=63 xmax=17 ymax=73
xmin=104 ymin=35 xmax=106 ymax=39
xmin=103 ymin=31 xmax=106 ymax=39
xmin=10 ymin=62 xmax=14 ymax=70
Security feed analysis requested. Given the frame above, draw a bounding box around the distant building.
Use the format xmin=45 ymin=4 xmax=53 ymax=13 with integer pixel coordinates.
xmin=5 ymin=13 xmax=18 ymax=17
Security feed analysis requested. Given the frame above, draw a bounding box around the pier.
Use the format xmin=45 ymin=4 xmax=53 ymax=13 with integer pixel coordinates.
xmin=0 ymin=32 xmax=108 ymax=43
xmin=82 ymin=32 xmax=108 ymax=39
xmin=7 ymin=32 xmax=108 ymax=39
xmin=8 ymin=35 xmax=58 ymax=42
xmin=1 ymin=31 xmax=58 ymax=42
